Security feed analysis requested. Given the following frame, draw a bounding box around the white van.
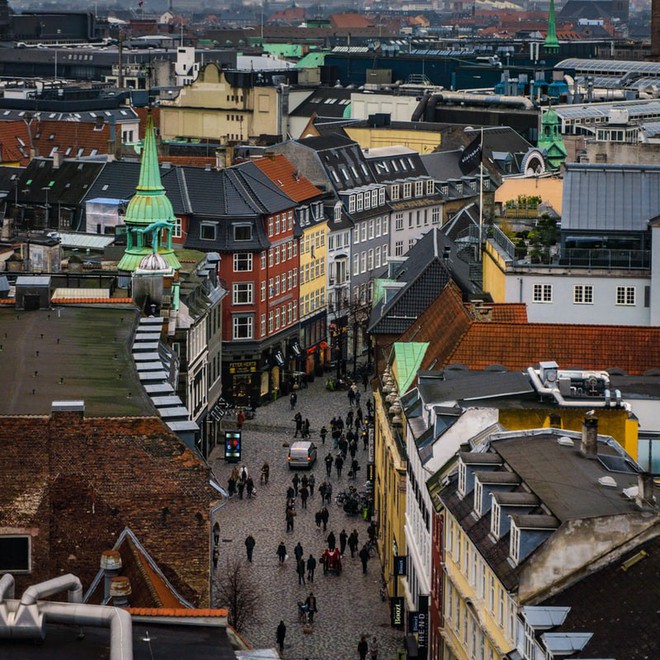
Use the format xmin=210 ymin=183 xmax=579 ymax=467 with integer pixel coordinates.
xmin=288 ymin=441 xmax=317 ymax=469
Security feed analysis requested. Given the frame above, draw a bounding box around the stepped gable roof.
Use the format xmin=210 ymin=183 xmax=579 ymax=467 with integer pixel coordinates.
xmin=252 ymin=153 xmax=322 ymax=202
xmin=368 ymin=229 xmax=476 ymax=336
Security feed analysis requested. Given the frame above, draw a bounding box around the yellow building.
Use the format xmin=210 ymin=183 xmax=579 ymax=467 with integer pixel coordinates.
xmin=494 ymin=175 xmax=564 ymax=217
xmin=344 ymin=125 xmax=442 ymax=154
xmin=160 ymin=64 xmax=283 ymax=142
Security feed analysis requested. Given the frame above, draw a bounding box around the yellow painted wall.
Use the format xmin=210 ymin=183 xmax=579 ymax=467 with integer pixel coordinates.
xmin=498 ymin=407 xmax=638 ymax=460
xmin=160 ymin=63 xmax=279 ymax=141
xmin=495 ymin=176 xmax=564 ymax=216
xmin=299 ymin=222 xmax=328 ymax=320
xmin=345 ymin=126 xmax=441 ymax=154
xmin=482 ymin=242 xmax=509 ymax=303
xmin=374 ymin=390 xmax=407 ymax=599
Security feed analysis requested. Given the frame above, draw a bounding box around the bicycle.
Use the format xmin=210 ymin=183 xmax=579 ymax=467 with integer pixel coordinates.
xmin=297 ymin=601 xmax=311 ymax=624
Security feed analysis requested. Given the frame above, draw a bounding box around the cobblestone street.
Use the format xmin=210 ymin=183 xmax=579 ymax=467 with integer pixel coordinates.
xmin=210 ymin=376 xmax=405 ymax=659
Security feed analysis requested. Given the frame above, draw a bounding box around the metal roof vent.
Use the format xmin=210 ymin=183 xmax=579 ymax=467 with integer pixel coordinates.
xmin=598 ymin=475 xmax=617 ymax=488
xmin=557 ymin=436 xmax=574 ymax=447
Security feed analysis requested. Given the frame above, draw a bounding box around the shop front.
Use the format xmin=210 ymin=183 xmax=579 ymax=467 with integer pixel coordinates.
xmin=225 ymin=359 xmax=260 ymax=407
xmin=300 ymin=311 xmax=328 ymax=378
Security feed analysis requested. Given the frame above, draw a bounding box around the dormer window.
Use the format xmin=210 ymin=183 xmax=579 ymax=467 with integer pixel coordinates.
xmin=234 ymin=224 xmax=252 ymax=241
xmin=364 ymin=192 xmax=371 ymax=210
xmin=390 ymin=184 xmax=400 ymax=201
xmin=334 ymin=202 xmax=342 ymax=222
xmin=379 ymin=187 xmax=385 ymax=205
xmin=474 ymin=479 xmax=484 ymax=517
xmin=415 ymin=180 xmax=424 ymax=197
xmin=440 ymin=184 xmax=449 ymax=196
xmin=371 ymin=189 xmax=378 ymax=207
xmin=456 ymin=183 xmax=463 ymax=195
xmin=458 ymin=459 xmax=467 ymax=497
xmin=403 ymin=182 xmax=412 ymax=199
xmin=349 ymin=195 xmax=356 ymax=213
xmin=491 ymin=501 xmax=501 ymax=538
xmin=356 ymin=194 xmax=363 ymax=212
xmin=426 ymin=179 xmax=435 ymax=195
xmin=510 ymin=521 xmax=521 ymax=565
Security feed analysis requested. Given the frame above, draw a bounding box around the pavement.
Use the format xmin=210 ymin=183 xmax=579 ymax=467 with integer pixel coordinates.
xmin=210 ymin=375 xmax=405 ymax=660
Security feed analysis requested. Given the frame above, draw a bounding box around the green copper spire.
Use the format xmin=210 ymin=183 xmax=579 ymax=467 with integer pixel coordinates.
xmin=544 ymin=0 xmax=560 ymax=54
xmin=117 ymin=112 xmax=181 ymax=272
xmin=537 ymin=104 xmax=567 ymax=170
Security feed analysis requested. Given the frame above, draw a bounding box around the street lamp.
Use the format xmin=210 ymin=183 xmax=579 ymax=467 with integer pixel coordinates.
xmin=41 ymin=186 xmax=51 ymax=228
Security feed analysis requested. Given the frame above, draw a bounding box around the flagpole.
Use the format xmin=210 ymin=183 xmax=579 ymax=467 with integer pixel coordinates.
xmin=478 ymin=125 xmax=484 ymax=262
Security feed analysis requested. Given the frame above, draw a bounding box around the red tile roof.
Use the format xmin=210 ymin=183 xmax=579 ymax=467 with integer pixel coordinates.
xmin=31 ymin=119 xmax=111 ymax=160
xmin=253 ymin=153 xmax=322 ymax=202
xmin=0 ymin=121 xmax=30 ymax=163
xmin=397 ymin=282 xmax=660 ymax=376
xmin=127 ymin=607 xmax=228 ymax=617
xmin=330 ymin=13 xmax=373 ymax=29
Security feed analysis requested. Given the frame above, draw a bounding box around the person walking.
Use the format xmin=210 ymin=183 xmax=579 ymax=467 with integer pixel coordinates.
xmin=260 ymin=461 xmax=270 ymax=485
xmin=335 ymin=454 xmax=344 ymax=478
xmin=359 ymin=544 xmax=369 ymax=574
xmin=348 ymin=387 xmax=355 ymax=407
xmin=239 ymin=465 xmax=248 ymax=483
xmin=292 ymin=473 xmax=300 ymax=496
xmin=294 ymin=541 xmax=304 ymax=563
xmin=276 ymin=542 xmax=287 ymax=564
xmin=300 ymin=485 xmax=309 ymax=509
xmin=319 ymin=481 xmax=327 ymax=504
xmin=355 ymin=389 xmax=361 ymax=408
xmin=308 ymin=474 xmax=315 ymax=497
xmin=290 ymin=391 xmax=297 ymax=410
xmin=302 ymin=418 xmax=310 ymax=439
xmin=320 ymin=425 xmax=327 ymax=445
xmin=297 ymin=557 xmax=306 ymax=585
xmin=236 ymin=408 xmax=245 ymax=430
xmin=286 ymin=507 xmax=295 ymax=533
xmin=339 ymin=529 xmax=348 ymax=555
xmin=306 ymin=554 xmax=317 ymax=582
xmin=320 ymin=506 xmax=329 ymax=532
xmin=227 ymin=473 xmax=236 ymax=497
xmin=315 ymin=510 xmax=322 ymax=529
xmin=370 ymin=636 xmax=379 ymax=659
xmin=305 ymin=592 xmax=317 ymax=623
xmin=237 ymin=479 xmax=245 ymax=500
xmin=245 ymin=534 xmax=256 ymax=562
xmin=348 ymin=530 xmax=359 ymax=558
xmin=327 ymin=531 xmax=336 ymax=551
xmin=294 ymin=411 xmax=303 ymax=437
xmin=325 ymin=453 xmax=333 ymax=478
xmin=246 ymin=476 xmax=255 ymax=498
xmin=362 ymin=428 xmax=369 ymax=451
xmin=325 ymin=482 xmax=333 ymax=505
xmin=358 ymin=635 xmax=369 ymax=660
xmin=362 ymin=371 xmax=369 ymax=391
xmin=276 ymin=620 xmax=286 ymax=654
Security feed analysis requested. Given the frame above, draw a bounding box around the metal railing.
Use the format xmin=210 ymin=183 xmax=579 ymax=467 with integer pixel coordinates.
xmin=558 ymin=248 xmax=651 ymax=270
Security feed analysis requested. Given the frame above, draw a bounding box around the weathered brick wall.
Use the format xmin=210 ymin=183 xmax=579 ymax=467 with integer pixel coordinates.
xmin=0 ymin=412 xmax=217 ymax=606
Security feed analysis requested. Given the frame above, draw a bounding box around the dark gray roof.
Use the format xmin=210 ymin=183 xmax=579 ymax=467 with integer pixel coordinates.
xmin=442 ymin=203 xmax=479 ymax=242
xmin=417 ymin=370 xmax=533 ymax=403
xmin=368 ymin=228 xmax=476 ymax=335
xmin=421 ymin=150 xmax=467 ymax=181
xmin=289 ymin=86 xmax=352 ymax=118
xmin=365 ymin=148 xmax=429 ymax=183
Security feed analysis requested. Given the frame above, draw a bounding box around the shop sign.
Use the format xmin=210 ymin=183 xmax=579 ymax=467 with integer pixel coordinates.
xmin=290 ymin=338 xmax=302 ymax=357
xmin=391 ymin=596 xmax=405 ymax=629
xmin=394 ymin=555 xmax=407 ymax=576
xmin=229 ymin=360 xmax=257 ymax=374
xmin=417 ymin=595 xmax=429 ymax=657
xmin=224 ymin=431 xmax=242 ymax=462
xmin=273 ymin=349 xmax=285 ymax=367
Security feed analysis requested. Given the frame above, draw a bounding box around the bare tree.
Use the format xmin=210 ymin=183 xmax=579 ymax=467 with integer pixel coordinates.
xmin=217 ymin=554 xmax=261 ymax=633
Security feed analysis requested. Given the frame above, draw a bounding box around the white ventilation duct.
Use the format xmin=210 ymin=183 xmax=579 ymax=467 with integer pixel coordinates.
xmin=0 ymin=574 xmax=133 ymax=660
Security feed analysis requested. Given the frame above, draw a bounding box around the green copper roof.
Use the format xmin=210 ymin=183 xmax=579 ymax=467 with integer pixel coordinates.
xmin=538 ymin=105 xmax=567 ymax=170
xmin=393 ymin=342 xmax=429 ymax=395
xmin=373 ymin=278 xmax=393 ymax=305
xmin=296 ymin=52 xmax=327 ymax=68
xmin=544 ymin=0 xmax=560 ymax=51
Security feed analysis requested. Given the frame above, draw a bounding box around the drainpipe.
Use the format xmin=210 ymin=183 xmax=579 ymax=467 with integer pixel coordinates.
xmin=0 ymin=575 xmax=15 ymax=602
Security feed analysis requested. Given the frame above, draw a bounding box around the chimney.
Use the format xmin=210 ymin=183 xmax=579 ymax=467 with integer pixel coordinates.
xmin=636 ymin=472 xmax=656 ymax=508
xmin=109 ymin=576 xmax=131 ymax=607
xmin=580 ymin=417 xmax=598 ymax=457
xmin=51 ymin=400 xmax=85 ymax=420
xmin=100 ymin=549 xmax=122 ymax=603
xmin=53 ymin=151 xmax=62 ymax=169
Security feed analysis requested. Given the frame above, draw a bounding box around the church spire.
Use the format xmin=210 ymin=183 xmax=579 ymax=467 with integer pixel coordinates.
xmin=544 ymin=0 xmax=560 ymax=54
xmin=116 ymin=112 xmax=181 ymax=273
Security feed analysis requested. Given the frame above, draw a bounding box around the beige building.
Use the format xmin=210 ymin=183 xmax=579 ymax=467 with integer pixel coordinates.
xmin=160 ymin=63 xmax=288 ymax=142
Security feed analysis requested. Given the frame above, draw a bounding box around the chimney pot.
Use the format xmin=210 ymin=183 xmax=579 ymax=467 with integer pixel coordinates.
xmin=636 ymin=472 xmax=656 ymax=508
xmin=100 ymin=549 xmax=122 ymax=571
xmin=109 ymin=576 xmax=131 ymax=607
xmin=580 ymin=417 xmax=598 ymax=457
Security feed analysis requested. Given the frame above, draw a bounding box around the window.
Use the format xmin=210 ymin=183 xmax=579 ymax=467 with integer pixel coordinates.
xmin=616 ymin=286 xmax=636 ymax=306
xmin=474 ymin=479 xmax=484 ymax=516
xmin=0 ymin=535 xmax=31 ymax=572
xmin=261 ymin=252 xmax=266 ymax=269
xmin=532 ymin=284 xmax=552 ymax=303
xmin=361 ymin=251 xmax=367 ymax=273
xmin=364 ymin=192 xmax=371 ymax=210
xmin=426 ymin=179 xmax=435 ymax=195
xmin=200 ymin=223 xmax=216 ymax=241
xmin=275 ymin=216 xmax=280 ymax=234
xmin=288 ymin=270 xmax=293 ymax=291
xmin=395 ymin=213 xmax=404 ymax=231
xmin=403 ymin=182 xmax=412 ymax=199
xmin=287 ymin=241 xmax=293 ymax=260
xmin=233 ymin=315 xmax=253 ymax=340
xmin=261 ymin=313 xmax=266 ymax=337
xmin=390 ymin=184 xmax=400 ymax=201
xmin=261 ymin=281 xmax=266 ymax=301
xmin=491 ymin=502 xmax=501 ymax=538
xmin=268 ymin=249 xmax=274 ymax=267
xmin=376 ymin=217 xmax=382 ymax=237
xmin=349 ymin=195 xmax=356 ymax=213
xmin=172 ymin=218 xmax=182 ymax=239
xmin=375 ymin=246 xmax=381 ymax=268
xmin=353 ymin=254 xmax=360 ymax=276
xmin=268 ymin=311 xmax=273 ymax=333
xmin=432 ymin=207 xmax=441 ymax=225
xmin=234 ymin=224 xmax=252 ymax=241
xmin=356 ymin=193 xmax=364 ymax=212
xmin=354 ymin=228 xmax=360 ymax=245
xmin=382 ymin=218 xmax=388 ymax=235
xmin=379 ymin=188 xmax=385 ymax=205
xmin=361 ymin=223 xmax=367 ymax=242
xmin=334 ymin=202 xmax=342 ymax=222
xmin=510 ymin=523 xmax=520 ymax=564
xmin=368 ymin=219 xmax=374 ymax=240
xmin=275 ymin=276 xmax=280 ymax=295
xmin=275 ymin=308 xmax=280 ymax=330
xmin=232 ymin=283 xmax=253 ymax=305
xmin=233 ymin=253 xmax=253 ymax=272
xmin=573 ymin=284 xmax=593 ymax=304
xmin=371 ymin=189 xmax=378 ymax=208
xmin=415 ymin=180 xmax=424 ymax=197
xmin=275 ymin=246 xmax=280 ymax=265
xmin=367 ymin=249 xmax=374 ymax=270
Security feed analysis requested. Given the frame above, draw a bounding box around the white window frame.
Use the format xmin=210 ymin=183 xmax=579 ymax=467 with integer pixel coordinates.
xmin=415 ymin=180 xmax=424 ymax=197
xmin=232 ymin=282 xmax=253 ymax=305
xmin=233 ymin=252 xmax=253 ymax=272
xmin=368 ymin=219 xmax=374 ymax=240
xmin=232 ymin=315 xmax=253 ymax=340
xmin=353 ymin=254 xmax=360 ymax=276
xmin=510 ymin=522 xmax=520 ymax=565
xmin=432 ymin=207 xmax=441 ymax=225
xmin=382 ymin=218 xmax=389 ymax=235
xmin=426 ymin=179 xmax=435 ymax=195
xmin=532 ymin=284 xmax=552 ymax=303
xmin=573 ymin=284 xmax=593 ymax=304
xmin=616 ymin=286 xmax=636 ymax=306
xmin=348 ymin=195 xmax=355 ymax=213
xmin=491 ymin=502 xmax=501 ymax=538
xmin=403 ymin=182 xmax=412 ymax=199
xmin=356 ymin=194 xmax=364 ymax=212
xmin=390 ymin=184 xmax=400 ymax=201
xmin=379 ymin=187 xmax=385 ymax=205
xmin=234 ymin=224 xmax=252 ymax=241
xmin=172 ymin=218 xmax=182 ymax=239
xmin=372 ymin=189 xmax=378 ymax=207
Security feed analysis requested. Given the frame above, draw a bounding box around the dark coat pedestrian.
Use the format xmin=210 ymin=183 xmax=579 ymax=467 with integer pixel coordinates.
xmin=237 ymin=480 xmax=245 ymax=500
xmin=335 ymin=454 xmax=344 ymax=478
xmin=348 ymin=530 xmax=359 ymax=557
xmin=359 ymin=545 xmax=369 ymax=574
xmin=300 ymin=485 xmax=309 ymax=508
xmin=245 ymin=534 xmax=256 ymax=562
xmin=340 ymin=529 xmax=348 ymax=555
xmin=362 ymin=429 xmax=369 ymax=450
xmin=348 ymin=388 xmax=356 ymax=407
xmin=325 ymin=482 xmax=333 ymax=505
xmin=327 ymin=531 xmax=336 ymax=551
xmin=339 ymin=436 xmax=348 ymax=459
xmin=228 ymin=476 xmax=236 ymax=497
xmin=319 ymin=481 xmax=327 ymax=503
xmin=320 ymin=507 xmax=329 ymax=532
xmin=294 ymin=541 xmax=304 ymax=562
xmin=305 ymin=593 xmax=317 ymax=622
xmin=292 ymin=473 xmax=300 ymax=496
xmin=286 ymin=508 xmax=295 ymax=533
xmin=350 ymin=459 xmax=360 ymax=480
xmin=315 ymin=510 xmax=322 ymax=528
xmin=320 ymin=426 xmax=327 ymax=444
xmin=297 ymin=557 xmax=306 ymax=584
xmin=346 ymin=410 xmax=354 ymax=428
xmin=294 ymin=412 xmax=303 ymax=437
xmin=302 ymin=418 xmax=310 ymax=438
xmin=306 ymin=554 xmax=317 ymax=582
xmin=356 ymin=407 xmax=363 ymax=426
xmin=355 ymin=390 xmax=361 ymax=407
xmin=358 ymin=635 xmax=369 ymax=660
xmin=366 ymin=399 xmax=373 ymax=416
xmin=246 ymin=476 xmax=255 ymax=498
xmin=290 ymin=391 xmax=297 ymax=410
xmin=349 ymin=440 xmax=357 ymax=460
xmin=260 ymin=462 xmax=270 ymax=485
xmin=362 ymin=371 xmax=369 ymax=391
xmin=308 ymin=474 xmax=315 ymax=497
xmin=325 ymin=453 xmax=333 ymax=477
xmin=301 ymin=475 xmax=309 ymax=489
xmin=277 ymin=542 xmax=287 ymax=564
xmin=287 ymin=485 xmax=295 ymax=500
xmin=276 ymin=620 xmax=286 ymax=653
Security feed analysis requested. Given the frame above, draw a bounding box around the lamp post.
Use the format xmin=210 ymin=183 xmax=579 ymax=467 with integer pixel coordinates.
xmin=41 ymin=187 xmax=51 ymax=228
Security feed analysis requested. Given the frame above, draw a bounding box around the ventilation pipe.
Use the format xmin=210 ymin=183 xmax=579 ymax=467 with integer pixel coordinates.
xmin=101 ymin=550 xmax=123 ymax=605
xmin=0 ymin=574 xmax=133 ymax=660
xmin=425 ymin=92 xmax=536 ymax=114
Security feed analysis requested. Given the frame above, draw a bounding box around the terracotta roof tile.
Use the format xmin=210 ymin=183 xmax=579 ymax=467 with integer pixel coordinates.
xmin=31 ymin=119 xmax=111 ymax=159
xmin=126 ymin=607 xmax=228 ymax=617
xmin=252 ymin=153 xmax=322 ymax=202
xmin=489 ymin=303 xmax=528 ymax=323
xmin=0 ymin=121 xmax=31 ymax=163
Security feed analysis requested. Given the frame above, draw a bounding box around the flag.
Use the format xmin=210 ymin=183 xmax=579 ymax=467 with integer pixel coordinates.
xmin=458 ymin=134 xmax=482 ymax=175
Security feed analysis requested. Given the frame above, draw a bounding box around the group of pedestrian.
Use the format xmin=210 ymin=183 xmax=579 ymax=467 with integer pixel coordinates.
xmin=227 ymin=464 xmax=256 ymax=500
xmin=293 ymin=411 xmax=311 ymax=438
xmin=358 ymin=634 xmax=379 ymax=660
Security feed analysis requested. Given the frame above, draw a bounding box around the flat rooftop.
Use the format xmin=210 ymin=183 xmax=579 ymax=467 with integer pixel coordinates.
xmin=0 ymin=306 xmax=155 ymax=416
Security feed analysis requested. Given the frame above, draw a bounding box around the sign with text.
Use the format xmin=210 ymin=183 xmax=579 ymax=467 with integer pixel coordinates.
xmin=367 ymin=463 xmax=375 ymax=482
xmin=417 ymin=595 xmax=429 ymax=659
xmin=394 ymin=555 xmax=407 ymax=576
xmin=224 ymin=431 xmax=242 ymax=462
xmin=228 ymin=361 xmax=257 ymax=374
xmin=408 ymin=611 xmax=419 ymax=633
xmin=391 ymin=596 xmax=405 ymax=629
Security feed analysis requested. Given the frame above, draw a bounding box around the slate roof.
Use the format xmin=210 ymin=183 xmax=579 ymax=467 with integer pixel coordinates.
xmin=417 ymin=370 xmax=534 ymax=403
xmin=368 ymin=228 xmax=476 ymax=336
xmin=395 ymin=281 xmax=660 ymax=376
xmin=541 ymin=534 xmax=660 ymax=659
xmin=421 ymin=150 xmax=469 ymax=181
xmin=289 ymin=86 xmax=352 ymax=119
xmin=365 ymin=146 xmax=430 ymax=183
xmin=252 ymin=153 xmax=323 ymax=202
